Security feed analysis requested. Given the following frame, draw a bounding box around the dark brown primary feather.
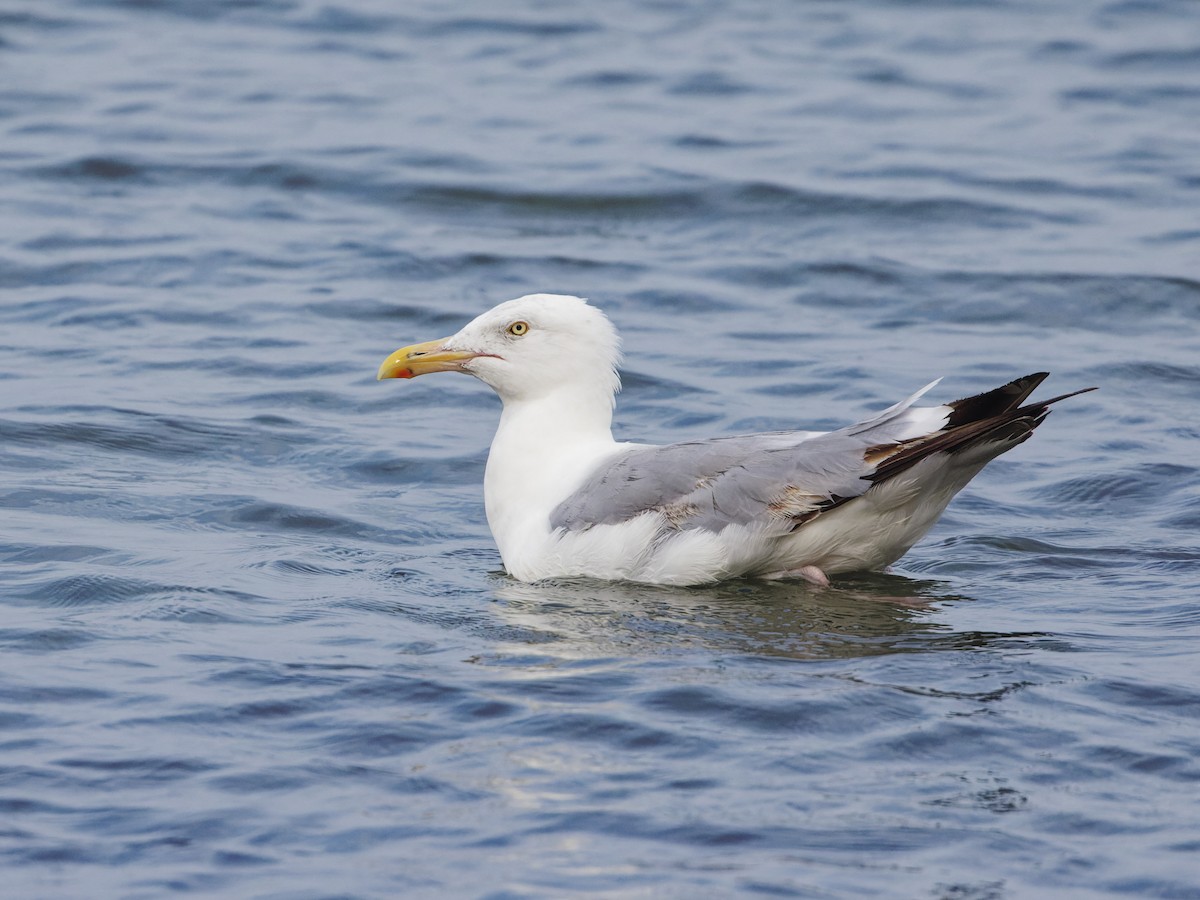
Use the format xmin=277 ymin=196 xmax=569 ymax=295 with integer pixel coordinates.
xmin=780 ymin=375 xmax=1095 ymax=532
xmin=866 ymin=374 xmax=1096 ymax=487
xmin=944 ymin=372 xmax=1049 ymax=427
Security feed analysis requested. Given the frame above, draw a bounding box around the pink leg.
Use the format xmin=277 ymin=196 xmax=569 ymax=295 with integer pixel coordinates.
xmin=762 ymin=565 xmax=830 ymax=587
xmin=796 ymin=565 xmax=830 ymax=587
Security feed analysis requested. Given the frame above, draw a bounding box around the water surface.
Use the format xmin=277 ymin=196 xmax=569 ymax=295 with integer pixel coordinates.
xmin=3 ymin=1 xmax=1200 ymax=897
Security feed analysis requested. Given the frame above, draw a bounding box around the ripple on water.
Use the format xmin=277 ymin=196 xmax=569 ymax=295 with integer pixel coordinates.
xmin=0 ymin=628 xmax=98 ymax=652
xmin=1086 ymin=678 xmax=1200 ymax=722
xmin=640 ymin=683 xmax=923 ymax=738
xmin=312 ymin=720 xmax=459 ymax=761
xmin=2 ymin=408 xmax=257 ymax=462
xmin=22 ymin=573 xmax=181 ymax=608
xmin=1093 ymin=359 xmax=1200 ymax=396
xmin=1044 ymin=463 xmax=1196 ymax=511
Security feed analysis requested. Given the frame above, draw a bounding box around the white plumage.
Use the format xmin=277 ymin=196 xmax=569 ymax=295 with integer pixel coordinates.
xmin=378 ymin=294 xmax=1090 ymax=586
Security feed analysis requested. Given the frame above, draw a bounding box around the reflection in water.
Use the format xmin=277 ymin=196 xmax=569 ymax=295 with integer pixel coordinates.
xmin=488 ymin=572 xmax=1007 ymax=661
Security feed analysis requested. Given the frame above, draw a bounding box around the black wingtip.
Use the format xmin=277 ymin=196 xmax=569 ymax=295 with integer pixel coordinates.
xmin=945 ymin=372 xmax=1049 ymax=428
xmin=1017 ymin=385 xmax=1098 ymax=414
xmin=866 ymin=376 xmax=1094 ymax=487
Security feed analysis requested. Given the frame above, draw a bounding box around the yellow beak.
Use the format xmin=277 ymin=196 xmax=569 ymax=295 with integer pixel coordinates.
xmin=376 ymin=337 xmax=482 ymax=380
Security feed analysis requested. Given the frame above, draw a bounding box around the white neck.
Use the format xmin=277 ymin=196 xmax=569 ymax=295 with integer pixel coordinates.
xmin=483 ymin=384 xmax=619 ymax=566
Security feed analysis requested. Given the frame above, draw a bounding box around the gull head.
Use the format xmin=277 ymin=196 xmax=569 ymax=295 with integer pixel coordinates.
xmin=377 ymin=294 xmax=622 ymax=405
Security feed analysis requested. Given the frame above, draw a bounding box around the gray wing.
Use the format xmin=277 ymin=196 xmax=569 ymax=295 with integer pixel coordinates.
xmin=549 ymin=373 xmax=1075 ymax=535
xmin=549 ymin=427 xmax=881 ymax=533
xmin=551 ymin=380 xmax=948 ymax=534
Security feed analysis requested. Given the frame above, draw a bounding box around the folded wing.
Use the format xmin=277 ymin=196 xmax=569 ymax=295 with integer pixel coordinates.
xmin=550 ymin=373 xmax=1093 ymax=537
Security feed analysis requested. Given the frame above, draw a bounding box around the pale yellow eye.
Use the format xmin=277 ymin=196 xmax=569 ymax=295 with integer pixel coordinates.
xmin=507 ymin=321 xmax=529 ymax=336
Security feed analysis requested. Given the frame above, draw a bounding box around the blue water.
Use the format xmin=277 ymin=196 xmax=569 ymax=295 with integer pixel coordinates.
xmin=3 ymin=1 xmax=1200 ymax=897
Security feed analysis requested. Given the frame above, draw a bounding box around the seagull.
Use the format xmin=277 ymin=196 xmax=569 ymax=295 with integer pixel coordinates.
xmin=377 ymin=294 xmax=1092 ymax=587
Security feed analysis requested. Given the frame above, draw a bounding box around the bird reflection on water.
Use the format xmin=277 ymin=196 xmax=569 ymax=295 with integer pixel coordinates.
xmin=488 ymin=572 xmax=1036 ymax=663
